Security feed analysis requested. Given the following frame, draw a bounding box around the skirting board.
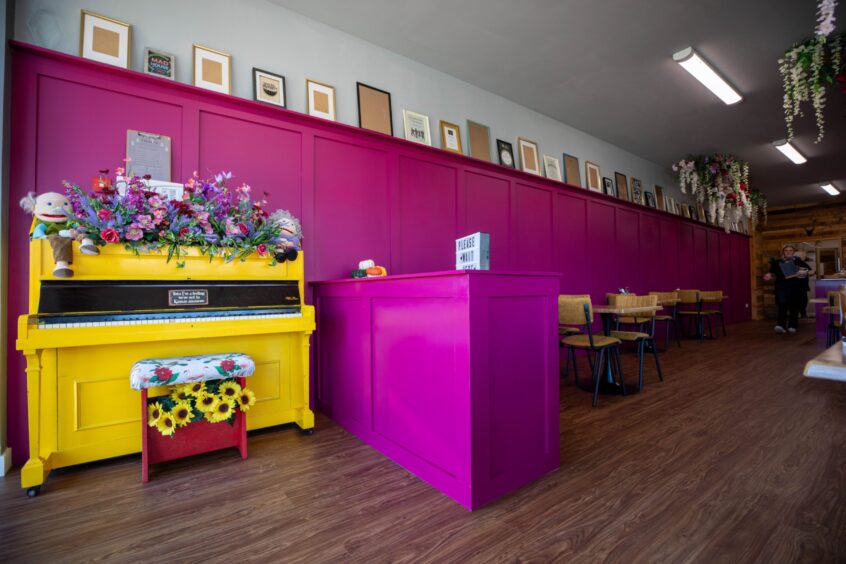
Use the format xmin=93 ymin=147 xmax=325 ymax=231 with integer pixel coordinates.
xmin=0 ymin=447 xmax=11 ymax=477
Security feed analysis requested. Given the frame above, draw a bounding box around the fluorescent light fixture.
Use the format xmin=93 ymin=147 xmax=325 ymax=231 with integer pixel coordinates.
xmin=673 ymin=47 xmax=742 ymax=105
xmin=821 ymin=182 xmax=840 ymax=196
xmin=773 ymin=139 xmax=807 ymax=164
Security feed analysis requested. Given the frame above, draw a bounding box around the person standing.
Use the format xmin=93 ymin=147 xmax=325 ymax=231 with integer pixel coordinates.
xmin=763 ymin=244 xmax=812 ymax=333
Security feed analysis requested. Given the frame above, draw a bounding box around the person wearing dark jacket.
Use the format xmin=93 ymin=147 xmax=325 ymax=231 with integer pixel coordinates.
xmin=763 ymin=244 xmax=812 ymax=333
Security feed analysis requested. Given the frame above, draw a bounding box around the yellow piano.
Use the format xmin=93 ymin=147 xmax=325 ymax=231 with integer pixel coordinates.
xmin=16 ymin=239 xmax=315 ymax=495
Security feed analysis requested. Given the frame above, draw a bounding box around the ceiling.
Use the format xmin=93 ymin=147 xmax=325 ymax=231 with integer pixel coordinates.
xmin=271 ymin=0 xmax=845 ymax=207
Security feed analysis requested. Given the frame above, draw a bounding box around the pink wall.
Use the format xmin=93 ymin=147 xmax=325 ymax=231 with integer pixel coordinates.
xmin=4 ymin=42 xmax=752 ymax=465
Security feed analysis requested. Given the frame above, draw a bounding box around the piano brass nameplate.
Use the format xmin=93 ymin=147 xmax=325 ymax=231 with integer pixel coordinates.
xmin=168 ymin=289 xmax=209 ymax=306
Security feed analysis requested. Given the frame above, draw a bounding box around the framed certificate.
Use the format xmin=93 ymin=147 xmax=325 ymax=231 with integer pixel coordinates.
xmin=126 ymin=130 xmax=172 ymax=181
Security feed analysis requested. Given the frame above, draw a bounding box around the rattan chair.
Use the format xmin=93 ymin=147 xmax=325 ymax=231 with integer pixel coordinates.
xmin=649 ymin=291 xmax=681 ymax=350
xmin=677 ymin=289 xmax=707 ymax=341
xmin=608 ymin=294 xmax=664 ymax=391
xmin=559 ymin=295 xmax=624 ymax=407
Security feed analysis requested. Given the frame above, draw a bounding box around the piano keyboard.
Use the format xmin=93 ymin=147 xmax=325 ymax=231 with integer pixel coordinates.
xmin=36 ymin=308 xmax=302 ymax=329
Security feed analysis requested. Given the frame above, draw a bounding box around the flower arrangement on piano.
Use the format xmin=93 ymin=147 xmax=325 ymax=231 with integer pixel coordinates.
xmin=147 ymin=378 xmax=256 ymax=437
xmin=63 ymin=167 xmax=302 ymax=266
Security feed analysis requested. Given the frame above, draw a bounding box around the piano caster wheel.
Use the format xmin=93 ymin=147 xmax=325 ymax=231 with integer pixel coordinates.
xmin=300 ymin=428 xmax=315 ymax=436
xmin=26 ymin=486 xmax=41 ymax=498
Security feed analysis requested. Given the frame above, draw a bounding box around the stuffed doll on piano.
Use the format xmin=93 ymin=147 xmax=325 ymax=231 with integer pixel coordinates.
xmin=20 ymin=191 xmax=99 ymax=278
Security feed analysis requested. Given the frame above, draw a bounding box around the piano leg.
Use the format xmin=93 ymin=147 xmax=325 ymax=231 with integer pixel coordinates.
xmin=22 ymin=350 xmax=52 ymax=493
xmin=296 ymin=334 xmax=315 ymax=433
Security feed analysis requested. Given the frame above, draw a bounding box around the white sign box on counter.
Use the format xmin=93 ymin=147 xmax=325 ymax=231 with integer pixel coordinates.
xmin=456 ymin=232 xmax=490 ymax=270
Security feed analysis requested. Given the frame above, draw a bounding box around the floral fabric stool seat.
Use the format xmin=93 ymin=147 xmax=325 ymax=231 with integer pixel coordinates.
xmin=130 ymin=353 xmax=257 ymax=483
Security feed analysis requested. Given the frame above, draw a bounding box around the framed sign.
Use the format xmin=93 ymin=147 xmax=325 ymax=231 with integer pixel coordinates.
xmin=253 ymin=68 xmax=286 ymax=108
xmin=143 ymin=48 xmax=175 ymax=80
xmin=80 ymin=10 xmax=131 ymax=68
xmin=403 ymin=109 xmax=431 ymax=145
xmin=603 ymin=177 xmax=616 ymax=197
xmin=440 ymin=121 xmax=463 ymax=154
xmin=543 ymin=155 xmax=562 ymax=181
xmin=307 ymin=79 xmax=337 ymax=121
xmin=357 ymin=82 xmax=392 ymax=135
xmin=193 ymin=44 xmax=231 ymax=94
xmin=126 ymin=130 xmax=172 ymax=181
xmin=631 ymin=177 xmax=643 ymax=204
xmin=496 ymin=140 xmax=515 ymax=168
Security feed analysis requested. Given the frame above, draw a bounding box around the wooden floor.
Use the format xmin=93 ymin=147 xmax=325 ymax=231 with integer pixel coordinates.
xmin=2 ymin=320 xmax=845 ymax=562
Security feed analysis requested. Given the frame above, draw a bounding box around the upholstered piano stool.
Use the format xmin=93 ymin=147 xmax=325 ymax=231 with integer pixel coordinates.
xmin=130 ymin=353 xmax=256 ymax=483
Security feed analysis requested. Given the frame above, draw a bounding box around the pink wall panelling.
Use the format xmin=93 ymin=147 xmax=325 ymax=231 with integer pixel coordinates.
xmin=5 ymin=42 xmax=752 ymax=465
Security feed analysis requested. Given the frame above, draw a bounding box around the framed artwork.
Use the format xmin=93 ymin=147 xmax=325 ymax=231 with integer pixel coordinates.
xmin=563 ymin=154 xmax=581 ymax=187
xmin=193 ymin=44 xmax=231 ymax=94
xmin=80 ymin=10 xmax=131 ymax=68
xmin=440 ymin=121 xmax=463 ymax=154
xmin=357 ymin=82 xmax=392 ymax=135
xmin=697 ymin=203 xmax=707 ymax=222
xmin=496 ymin=140 xmax=515 ymax=168
xmin=644 ymin=191 xmax=657 ymax=208
xmin=543 ymin=155 xmax=562 ymax=181
xmin=143 ymin=48 xmax=175 ymax=80
xmin=517 ymin=138 xmax=541 ymax=175
xmin=667 ymin=196 xmax=675 ymax=214
xmin=585 ymin=161 xmax=602 ymax=192
xmin=675 ymin=202 xmax=684 ymax=215
xmin=615 ymin=172 xmax=629 ymax=201
xmin=253 ymin=68 xmax=286 ymax=108
xmin=467 ymin=121 xmax=492 ymax=161
xmin=402 ymin=109 xmax=431 ymax=145
xmin=682 ymin=205 xmax=692 ymax=219
xmin=306 ymin=79 xmax=336 ymax=121
xmin=655 ymin=186 xmax=665 ymax=211
xmin=690 ymin=204 xmax=699 ymax=220
xmin=630 ymin=178 xmax=643 ymax=204
xmin=603 ymin=177 xmax=616 ymax=197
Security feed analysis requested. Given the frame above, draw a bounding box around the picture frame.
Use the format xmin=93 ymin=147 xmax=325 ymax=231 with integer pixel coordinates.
xmin=143 ymin=48 xmax=175 ymax=80
xmin=585 ymin=161 xmax=602 ymax=192
xmin=80 ymin=10 xmax=131 ymax=69
xmin=697 ymin=203 xmax=707 ymax=222
xmin=689 ymin=204 xmax=699 ymax=220
xmin=467 ymin=121 xmax=492 ymax=161
xmin=667 ymin=196 xmax=676 ymax=214
xmin=517 ymin=138 xmax=541 ymax=175
xmin=306 ymin=79 xmax=337 ymax=121
xmin=193 ymin=44 xmax=232 ymax=95
xmin=543 ymin=155 xmax=562 ymax=181
xmin=563 ymin=154 xmax=581 ymax=187
xmin=655 ymin=186 xmax=665 ymax=211
xmin=682 ymin=204 xmax=692 ymax=219
xmin=496 ymin=140 xmax=516 ymax=168
xmin=603 ymin=177 xmax=616 ymax=197
xmin=253 ymin=68 xmax=286 ymax=108
xmin=644 ymin=191 xmax=657 ymax=208
xmin=675 ymin=202 xmax=683 ymax=216
xmin=440 ymin=120 xmax=463 ymax=154
xmin=630 ymin=178 xmax=643 ymax=204
xmin=356 ymin=82 xmax=392 ymax=135
xmin=402 ymin=109 xmax=431 ymax=145
xmin=615 ymin=172 xmax=629 ymax=201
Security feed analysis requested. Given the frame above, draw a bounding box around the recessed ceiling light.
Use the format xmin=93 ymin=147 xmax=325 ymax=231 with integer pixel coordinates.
xmin=773 ymin=140 xmax=807 ymax=164
xmin=821 ymin=183 xmax=840 ymax=196
xmin=673 ymin=47 xmax=742 ymax=105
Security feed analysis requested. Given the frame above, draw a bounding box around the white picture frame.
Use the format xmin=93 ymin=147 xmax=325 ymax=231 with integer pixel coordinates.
xmin=306 ymin=79 xmax=337 ymax=121
xmin=80 ymin=10 xmax=131 ymax=69
xmin=517 ymin=138 xmax=541 ymax=175
xmin=543 ymin=155 xmax=562 ymax=181
xmin=402 ymin=109 xmax=432 ymax=146
xmin=193 ymin=44 xmax=231 ymax=95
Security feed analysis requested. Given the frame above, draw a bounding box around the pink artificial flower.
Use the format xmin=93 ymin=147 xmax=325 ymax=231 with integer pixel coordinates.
xmin=100 ymin=228 xmax=120 ymax=244
xmin=135 ymin=215 xmax=154 ymax=230
xmin=97 ymin=209 xmax=112 ymax=220
xmin=256 ymin=244 xmax=267 ymax=256
xmin=115 ymin=167 xmax=125 ymax=176
xmin=225 ymin=219 xmax=241 ymax=236
xmin=125 ymin=224 xmax=144 ymax=241
xmin=147 ymin=196 xmax=164 ymax=208
xmin=152 ymin=209 xmax=166 ymax=224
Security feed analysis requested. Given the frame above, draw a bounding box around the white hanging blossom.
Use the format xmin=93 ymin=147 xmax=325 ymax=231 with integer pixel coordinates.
xmin=817 ymin=0 xmax=838 ymax=37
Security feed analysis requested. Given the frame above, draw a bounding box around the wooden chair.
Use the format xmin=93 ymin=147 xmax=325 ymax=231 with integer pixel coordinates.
xmin=677 ymin=289 xmax=707 ymax=341
xmin=649 ymin=291 xmax=681 ymax=350
xmin=559 ymin=295 xmax=624 ymax=407
xmin=559 ymin=295 xmax=587 ymax=381
xmin=825 ymin=291 xmax=842 ymax=347
xmin=699 ymin=290 xmax=727 ymax=338
xmin=607 ymin=294 xmax=664 ymax=391
xmin=606 ymin=292 xmax=650 ymax=331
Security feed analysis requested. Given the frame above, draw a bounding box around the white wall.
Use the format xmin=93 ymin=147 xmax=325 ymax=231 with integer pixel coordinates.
xmin=13 ymin=0 xmax=687 ymax=204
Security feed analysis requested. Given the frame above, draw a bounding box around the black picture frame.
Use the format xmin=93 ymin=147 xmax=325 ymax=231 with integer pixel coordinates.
xmin=496 ymin=139 xmax=515 ymax=168
xmin=644 ymin=191 xmax=657 ymax=208
xmin=562 ymin=153 xmax=581 ymax=186
xmin=356 ymin=82 xmax=394 ymax=136
xmin=602 ymin=176 xmax=616 ymax=197
xmin=252 ymin=67 xmax=286 ymax=108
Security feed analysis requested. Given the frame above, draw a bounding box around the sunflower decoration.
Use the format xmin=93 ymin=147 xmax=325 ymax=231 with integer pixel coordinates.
xmin=171 ymin=402 xmax=193 ymax=427
xmin=156 ymin=412 xmax=177 ymax=437
xmin=210 ymin=398 xmax=236 ymax=423
xmin=170 ymin=384 xmax=192 ymax=403
xmin=195 ymin=391 xmax=218 ymax=412
xmin=147 ymin=402 xmax=163 ymax=427
xmin=236 ymin=388 xmax=256 ymax=412
xmin=186 ymin=381 xmax=206 ymax=396
xmin=218 ymin=381 xmax=242 ymax=402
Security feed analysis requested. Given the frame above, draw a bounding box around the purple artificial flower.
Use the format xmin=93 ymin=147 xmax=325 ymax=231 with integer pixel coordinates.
xmin=135 ymin=214 xmax=154 ymax=230
xmin=125 ymin=224 xmax=144 ymax=241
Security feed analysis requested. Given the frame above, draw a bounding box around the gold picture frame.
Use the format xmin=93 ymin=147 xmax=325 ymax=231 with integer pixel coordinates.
xmin=193 ymin=44 xmax=232 ymax=95
xmin=80 ymin=10 xmax=131 ymax=69
xmin=439 ymin=120 xmax=463 ymax=154
xmin=306 ymin=79 xmax=337 ymax=121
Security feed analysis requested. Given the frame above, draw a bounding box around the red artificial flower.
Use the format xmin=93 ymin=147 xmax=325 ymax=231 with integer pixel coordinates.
xmin=97 ymin=209 xmax=112 ymax=220
xmin=100 ymin=228 xmax=120 ymax=244
xmin=256 ymin=244 xmax=267 ymax=256
xmin=154 ymin=367 xmax=173 ymax=380
xmin=220 ymin=359 xmax=235 ymax=371
xmin=740 ymin=182 xmax=748 ymax=191
xmin=178 ymin=227 xmax=190 ymax=238
xmin=238 ymin=223 xmax=249 ymax=235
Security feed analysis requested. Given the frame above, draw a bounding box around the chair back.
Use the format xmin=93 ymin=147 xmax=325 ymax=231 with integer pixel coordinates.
xmin=828 ymin=290 xmax=842 ymax=307
xmin=700 ymin=290 xmax=723 ymax=302
xmin=649 ymin=291 xmax=679 ymax=303
xmin=678 ymin=289 xmax=700 ymax=304
xmin=558 ymin=294 xmax=593 ymax=326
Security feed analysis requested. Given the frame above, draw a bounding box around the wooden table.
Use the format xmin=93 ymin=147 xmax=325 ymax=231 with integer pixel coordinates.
xmin=804 ymin=342 xmax=846 ymax=382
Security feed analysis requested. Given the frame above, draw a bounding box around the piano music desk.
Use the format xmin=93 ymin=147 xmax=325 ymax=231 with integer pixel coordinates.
xmin=16 ymin=240 xmax=315 ymax=494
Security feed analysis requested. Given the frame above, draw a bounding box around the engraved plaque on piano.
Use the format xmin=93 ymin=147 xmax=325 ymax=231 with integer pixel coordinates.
xmin=168 ymin=289 xmax=209 ymax=306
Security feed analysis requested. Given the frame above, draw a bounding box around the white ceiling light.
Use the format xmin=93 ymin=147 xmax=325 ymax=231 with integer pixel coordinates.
xmin=673 ymin=47 xmax=742 ymax=105
xmin=821 ymin=183 xmax=840 ymax=196
xmin=773 ymin=140 xmax=807 ymax=164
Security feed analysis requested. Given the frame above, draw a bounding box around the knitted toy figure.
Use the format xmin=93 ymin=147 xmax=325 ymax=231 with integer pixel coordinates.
xmin=20 ymin=191 xmax=99 ymax=278
xmin=269 ymin=209 xmax=302 ymax=263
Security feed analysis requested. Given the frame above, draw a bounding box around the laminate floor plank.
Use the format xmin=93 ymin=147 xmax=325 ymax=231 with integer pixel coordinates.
xmin=1 ymin=320 xmax=844 ymax=562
